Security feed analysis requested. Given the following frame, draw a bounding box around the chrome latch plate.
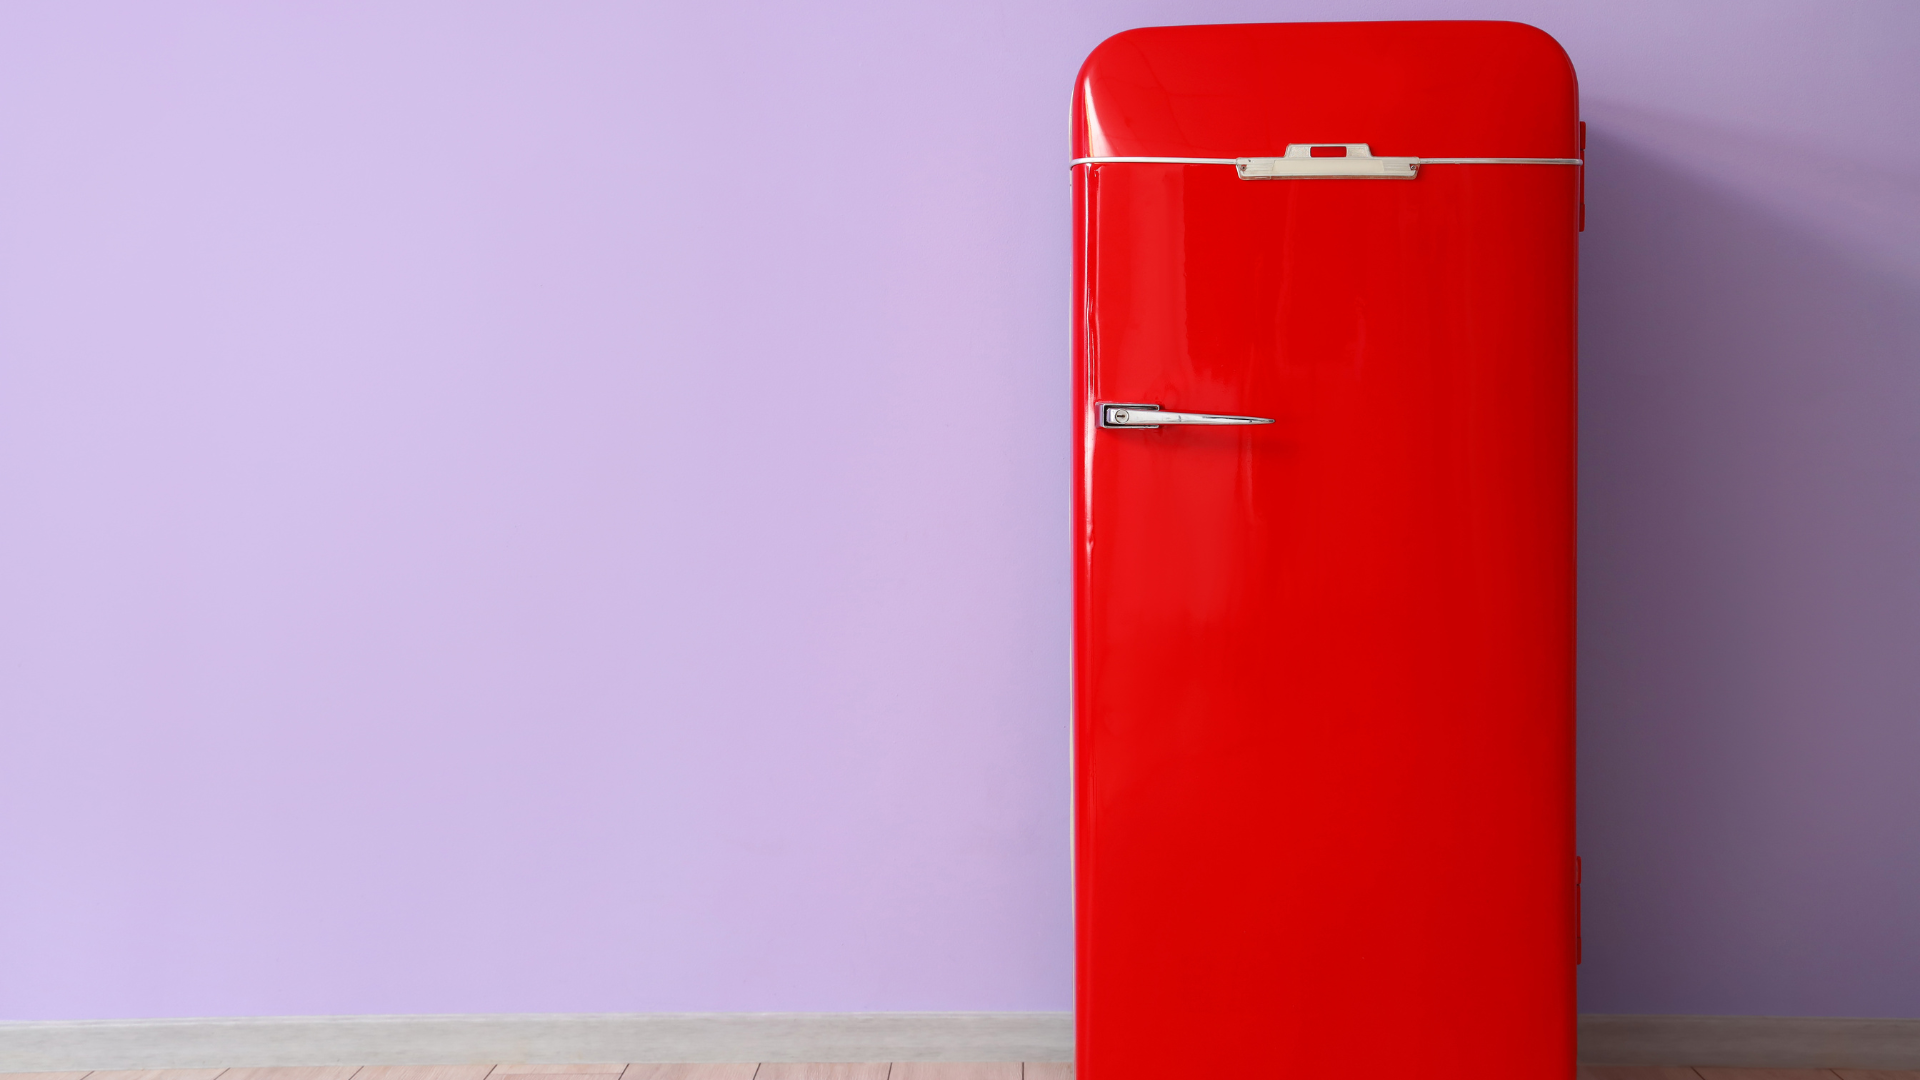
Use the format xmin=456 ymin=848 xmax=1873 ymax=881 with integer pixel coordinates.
xmin=1237 ymin=144 xmax=1419 ymax=180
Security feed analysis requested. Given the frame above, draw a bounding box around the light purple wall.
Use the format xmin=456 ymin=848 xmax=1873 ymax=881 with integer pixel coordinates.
xmin=1 ymin=0 xmax=1915 ymax=1022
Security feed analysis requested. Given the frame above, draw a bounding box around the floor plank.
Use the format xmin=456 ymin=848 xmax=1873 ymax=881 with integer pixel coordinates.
xmin=356 ymin=1069 xmax=494 ymax=1080
xmin=491 ymin=1070 xmax=625 ymax=1077
xmin=220 ymin=1070 xmax=359 ymax=1080
xmin=1695 ymin=1071 xmax=1840 ymax=1080
xmin=1835 ymin=1073 xmax=1920 ymax=1080
xmin=0 ymin=1073 xmax=96 ymax=1080
xmin=621 ymin=1068 xmax=759 ymax=1080
xmin=891 ymin=1067 xmax=1019 ymax=1080
xmin=754 ymin=1067 xmax=888 ymax=1080
xmin=357 ymin=1060 xmax=495 ymax=1068
xmin=85 ymin=1072 xmax=227 ymax=1080
xmin=1579 ymin=1069 xmax=1702 ymax=1080
xmin=1021 ymin=1068 xmax=1071 ymax=1080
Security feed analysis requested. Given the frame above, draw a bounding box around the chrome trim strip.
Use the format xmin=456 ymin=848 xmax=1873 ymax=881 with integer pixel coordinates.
xmin=1070 ymin=155 xmax=1582 ymax=167
xmin=1417 ymin=157 xmax=1583 ymax=165
xmin=1069 ymin=156 xmax=1237 ymax=166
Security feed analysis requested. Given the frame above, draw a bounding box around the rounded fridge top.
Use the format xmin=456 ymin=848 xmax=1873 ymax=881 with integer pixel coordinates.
xmin=1072 ymin=21 xmax=1579 ymax=163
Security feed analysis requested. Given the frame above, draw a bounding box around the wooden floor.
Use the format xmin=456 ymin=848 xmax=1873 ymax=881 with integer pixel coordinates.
xmin=7 ymin=1060 xmax=1912 ymax=1068
xmin=1582 ymin=1060 xmax=1912 ymax=1068
xmin=3 ymin=1066 xmax=1069 ymax=1080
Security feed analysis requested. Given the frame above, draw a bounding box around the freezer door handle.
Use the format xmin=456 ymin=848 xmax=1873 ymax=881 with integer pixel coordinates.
xmin=1099 ymin=403 xmax=1275 ymax=429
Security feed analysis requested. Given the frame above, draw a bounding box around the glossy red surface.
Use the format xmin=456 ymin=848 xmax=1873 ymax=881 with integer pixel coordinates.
xmin=1071 ymin=23 xmax=1579 ymax=1080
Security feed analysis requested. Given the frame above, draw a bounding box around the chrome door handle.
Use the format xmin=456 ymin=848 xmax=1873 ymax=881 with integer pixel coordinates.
xmin=1099 ymin=403 xmax=1275 ymax=429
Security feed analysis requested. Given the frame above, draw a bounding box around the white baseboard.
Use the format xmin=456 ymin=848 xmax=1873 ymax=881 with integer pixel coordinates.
xmin=0 ymin=1012 xmax=1073 ymax=1071
xmin=1579 ymin=1014 xmax=1920 ymax=1069
xmin=7 ymin=1010 xmax=1918 ymax=1071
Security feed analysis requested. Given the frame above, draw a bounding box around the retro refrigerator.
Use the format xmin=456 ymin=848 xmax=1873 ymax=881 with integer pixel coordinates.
xmin=1070 ymin=21 xmax=1580 ymax=1080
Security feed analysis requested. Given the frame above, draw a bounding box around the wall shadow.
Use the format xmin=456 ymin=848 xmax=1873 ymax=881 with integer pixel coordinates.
xmin=1577 ymin=126 xmax=1920 ymax=1016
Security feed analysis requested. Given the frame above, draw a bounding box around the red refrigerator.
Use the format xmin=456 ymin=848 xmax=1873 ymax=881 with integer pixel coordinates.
xmin=1071 ymin=21 xmax=1580 ymax=1080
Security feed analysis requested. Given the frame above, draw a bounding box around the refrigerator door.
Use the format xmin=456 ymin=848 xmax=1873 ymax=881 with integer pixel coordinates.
xmin=1071 ymin=22 xmax=1580 ymax=1080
